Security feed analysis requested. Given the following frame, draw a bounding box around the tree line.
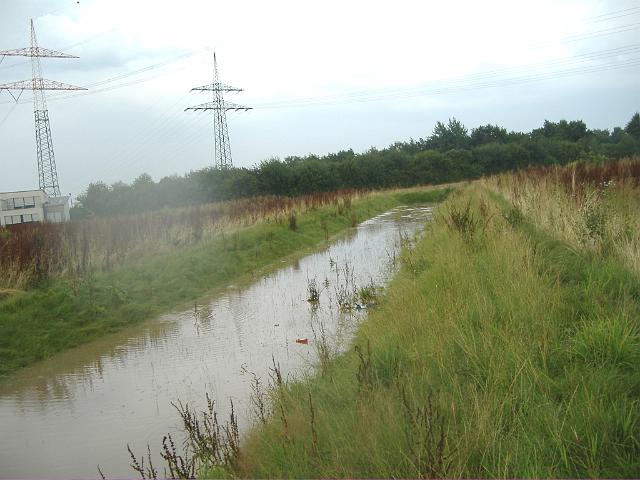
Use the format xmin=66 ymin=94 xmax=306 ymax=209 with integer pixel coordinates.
xmin=73 ymin=113 xmax=640 ymax=218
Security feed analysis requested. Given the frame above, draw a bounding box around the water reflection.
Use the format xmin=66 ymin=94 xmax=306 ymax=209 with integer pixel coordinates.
xmin=0 ymin=205 xmax=432 ymax=479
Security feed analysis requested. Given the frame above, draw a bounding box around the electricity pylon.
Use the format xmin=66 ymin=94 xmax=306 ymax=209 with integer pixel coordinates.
xmin=186 ymin=53 xmax=251 ymax=169
xmin=0 ymin=19 xmax=86 ymax=196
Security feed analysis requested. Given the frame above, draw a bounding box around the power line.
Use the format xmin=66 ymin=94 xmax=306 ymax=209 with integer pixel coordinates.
xmin=185 ymin=53 xmax=251 ymax=169
xmin=70 ymin=87 xmax=254 ymax=189
xmin=0 ymin=28 xmax=116 ymax=71
xmin=37 ymin=44 xmax=640 ymax=188
xmin=71 ymin=93 xmax=194 ymax=186
xmin=79 ymin=96 xmax=253 ymax=187
xmin=76 ymin=114 xmax=204 ymax=188
xmin=256 ymin=59 xmax=640 ymax=109
xmin=586 ymin=5 xmax=640 ymax=22
xmin=4 ymin=5 xmax=640 ymax=194
xmin=1 ymin=10 xmax=636 ymax=109
xmin=77 ymin=52 xmax=640 ymax=189
xmin=2 ymin=6 xmax=637 ymax=107
xmin=0 ymin=19 xmax=85 ymax=197
xmin=253 ymin=43 xmax=640 ymax=109
xmin=0 ymin=48 xmax=209 ymax=105
xmin=0 ymin=101 xmax=18 ymax=130
xmin=530 ymin=22 xmax=640 ymax=47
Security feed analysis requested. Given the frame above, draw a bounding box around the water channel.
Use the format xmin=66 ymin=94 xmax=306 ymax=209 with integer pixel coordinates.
xmin=0 ymin=205 xmax=433 ymax=478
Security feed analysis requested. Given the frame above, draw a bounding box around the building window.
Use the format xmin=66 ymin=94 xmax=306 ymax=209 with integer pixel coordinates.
xmin=4 ymin=216 xmax=12 ymax=225
xmin=32 ymin=213 xmax=40 ymax=222
xmin=11 ymin=215 xmax=21 ymax=224
xmin=1 ymin=195 xmax=43 ymax=211
xmin=1 ymin=194 xmax=46 ymax=213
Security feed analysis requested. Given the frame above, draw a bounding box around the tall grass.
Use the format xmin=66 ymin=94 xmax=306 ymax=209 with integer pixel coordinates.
xmin=227 ymin=183 xmax=640 ymax=477
xmin=0 ymin=186 xmax=452 ymax=377
xmin=488 ymin=156 xmax=640 ymax=274
xmin=0 ymin=190 xmax=365 ymax=290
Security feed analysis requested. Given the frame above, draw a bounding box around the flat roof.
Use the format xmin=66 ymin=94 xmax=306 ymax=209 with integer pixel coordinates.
xmin=0 ymin=189 xmax=47 ymax=195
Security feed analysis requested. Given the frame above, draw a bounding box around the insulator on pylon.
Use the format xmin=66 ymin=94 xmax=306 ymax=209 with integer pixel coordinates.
xmin=0 ymin=19 xmax=85 ymax=197
xmin=185 ymin=52 xmax=251 ymax=170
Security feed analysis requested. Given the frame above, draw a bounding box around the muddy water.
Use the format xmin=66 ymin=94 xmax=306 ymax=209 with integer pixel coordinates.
xmin=0 ymin=206 xmax=433 ymax=478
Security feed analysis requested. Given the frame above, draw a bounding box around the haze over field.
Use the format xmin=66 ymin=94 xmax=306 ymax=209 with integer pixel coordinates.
xmin=0 ymin=0 xmax=638 ymax=196
xmin=2 ymin=4 xmax=640 ymax=477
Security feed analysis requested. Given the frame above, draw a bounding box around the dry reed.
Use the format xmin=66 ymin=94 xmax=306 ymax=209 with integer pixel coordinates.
xmin=0 ymin=189 xmax=366 ymax=289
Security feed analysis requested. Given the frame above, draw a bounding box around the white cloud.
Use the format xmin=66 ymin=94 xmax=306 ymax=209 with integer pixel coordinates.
xmin=0 ymin=0 xmax=638 ymax=195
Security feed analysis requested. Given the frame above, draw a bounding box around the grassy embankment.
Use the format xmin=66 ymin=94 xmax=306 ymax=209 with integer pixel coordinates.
xmin=232 ymin=164 xmax=639 ymax=478
xmin=0 ymin=187 xmax=451 ymax=378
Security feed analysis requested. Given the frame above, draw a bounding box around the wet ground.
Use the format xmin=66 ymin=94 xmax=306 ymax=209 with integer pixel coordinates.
xmin=0 ymin=205 xmax=433 ymax=478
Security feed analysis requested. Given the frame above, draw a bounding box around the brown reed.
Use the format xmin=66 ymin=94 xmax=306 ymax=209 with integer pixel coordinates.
xmin=0 ymin=189 xmax=366 ymax=289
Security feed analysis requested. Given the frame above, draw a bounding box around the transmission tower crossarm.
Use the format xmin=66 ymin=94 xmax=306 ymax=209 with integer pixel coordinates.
xmin=186 ymin=52 xmax=250 ymax=169
xmin=0 ymin=47 xmax=79 ymax=58
xmin=185 ymin=100 xmax=252 ymax=111
xmin=191 ymin=82 xmax=243 ymax=92
xmin=0 ymin=79 xmax=87 ymax=91
xmin=0 ymin=19 xmax=85 ymax=198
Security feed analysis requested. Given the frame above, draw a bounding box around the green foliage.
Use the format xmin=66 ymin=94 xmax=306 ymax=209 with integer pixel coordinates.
xmin=443 ymin=201 xmax=480 ymax=242
xmin=470 ymin=124 xmax=508 ymax=146
xmin=0 ymin=193 xmax=403 ymax=378
xmin=601 ymin=133 xmax=640 ymax=159
xmin=393 ymin=187 xmax=453 ymax=205
xmin=569 ymin=316 xmax=639 ymax=371
xmin=236 ymin=185 xmax=640 ymax=478
xmin=72 ymin=115 xmax=640 ymax=218
xmin=472 ymin=142 xmax=531 ymax=174
xmin=503 ymin=204 xmax=524 ymax=228
xmin=532 ymin=119 xmax=588 ymax=142
xmin=427 ymin=117 xmax=470 ymax=151
xmin=625 ymin=112 xmax=640 ymax=140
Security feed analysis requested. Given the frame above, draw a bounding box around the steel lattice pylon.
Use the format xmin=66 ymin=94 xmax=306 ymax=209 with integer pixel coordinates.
xmin=0 ymin=19 xmax=85 ymax=196
xmin=186 ymin=53 xmax=251 ymax=169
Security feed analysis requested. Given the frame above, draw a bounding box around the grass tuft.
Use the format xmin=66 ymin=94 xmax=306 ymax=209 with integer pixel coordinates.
xmin=232 ymin=181 xmax=640 ymax=478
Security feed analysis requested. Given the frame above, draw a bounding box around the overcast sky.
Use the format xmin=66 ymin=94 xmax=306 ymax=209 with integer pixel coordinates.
xmin=0 ymin=0 xmax=638 ymax=197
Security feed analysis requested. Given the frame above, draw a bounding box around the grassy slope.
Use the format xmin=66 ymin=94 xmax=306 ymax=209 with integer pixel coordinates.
xmin=0 ymin=189 xmax=450 ymax=379
xmin=236 ymin=184 xmax=640 ymax=478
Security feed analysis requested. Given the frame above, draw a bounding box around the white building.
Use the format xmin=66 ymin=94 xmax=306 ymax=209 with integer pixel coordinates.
xmin=0 ymin=190 xmax=70 ymax=227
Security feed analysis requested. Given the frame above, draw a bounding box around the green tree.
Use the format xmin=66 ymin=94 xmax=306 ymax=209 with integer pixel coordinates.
xmin=414 ymin=150 xmax=450 ymax=184
xmin=625 ymin=112 xmax=640 ymax=140
xmin=473 ymin=143 xmax=530 ymax=174
xmin=533 ymin=119 xmax=587 ymax=142
xmin=470 ymin=124 xmax=508 ymax=146
xmin=427 ymin=118 xmax=470 ymax=151
xmin=73 ymin=115 xmax=640 ymax=218
xmin=445 ymin=148 xmax=481 ymax=180
xmin=76 ymin=182 xmax=111 ymax=215
xmin=257 ymin=158 xmax=293 ymax=196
